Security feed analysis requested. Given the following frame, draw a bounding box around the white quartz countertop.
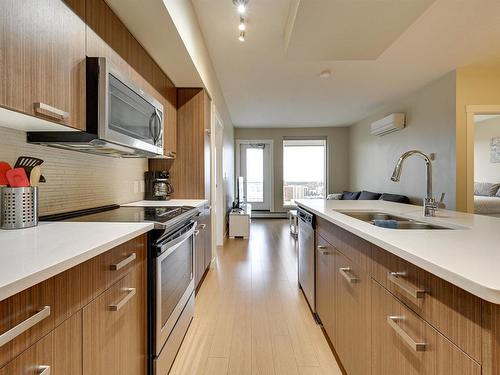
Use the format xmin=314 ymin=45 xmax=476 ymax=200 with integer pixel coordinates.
xmin=0 ymin=222 xmax=153 ymax=302
xmin=122 ymin=199 xmax=208 ymax=208
xmin=295 ymin=199 xmax=500 ymax=304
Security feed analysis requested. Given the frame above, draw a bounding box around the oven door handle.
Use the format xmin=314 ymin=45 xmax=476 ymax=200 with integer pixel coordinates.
xmin=156 ymin=223 xmax=197 ymax=255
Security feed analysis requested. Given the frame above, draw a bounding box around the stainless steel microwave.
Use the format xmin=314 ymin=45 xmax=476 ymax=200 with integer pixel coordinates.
xmin=28 ymin=57 xmax=164 ymax=158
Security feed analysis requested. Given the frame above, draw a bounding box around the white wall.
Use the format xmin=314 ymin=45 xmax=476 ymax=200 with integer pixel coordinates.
xmin=348 ymin=72 xmax=457 ymax=208
xmin=475 ymin=116 xmax=500 ymax=183
xmin=234 ymin=127 xmax=350 ymax=212
xmin=0 ymin=127 xmax=146 ymax=215
xmin=164 ymin=0 xmax=235 ymax=212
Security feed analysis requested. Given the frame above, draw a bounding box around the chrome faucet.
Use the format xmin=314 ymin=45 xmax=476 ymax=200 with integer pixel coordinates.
xmin=391 ymin=150 xmax=438 ymax=217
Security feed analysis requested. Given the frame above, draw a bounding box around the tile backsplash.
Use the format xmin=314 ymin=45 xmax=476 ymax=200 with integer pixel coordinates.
xmin=0 ymin=127 xmax=147 ymax=215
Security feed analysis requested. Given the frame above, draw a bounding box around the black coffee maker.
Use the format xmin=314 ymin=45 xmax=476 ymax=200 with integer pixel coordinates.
xmin=144 ymin=171 xmax=174 ymax=200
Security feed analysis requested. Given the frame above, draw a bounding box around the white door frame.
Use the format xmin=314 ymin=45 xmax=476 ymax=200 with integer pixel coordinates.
xmin=465 ymin=105 xmax=500 ymax=213
xmin=211 ymin=105 xmax=225 ymax=246
xmin=236 ymin=139 xmax=274 ymax=211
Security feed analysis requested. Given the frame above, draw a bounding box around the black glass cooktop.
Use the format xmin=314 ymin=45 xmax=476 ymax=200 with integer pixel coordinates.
xmin=40 ymin=204 xmax=196 ymax=225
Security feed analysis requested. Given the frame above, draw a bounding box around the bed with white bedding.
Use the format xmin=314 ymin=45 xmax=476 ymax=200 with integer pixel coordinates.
xmin=474 ymin=195 xmax=500 ymax=217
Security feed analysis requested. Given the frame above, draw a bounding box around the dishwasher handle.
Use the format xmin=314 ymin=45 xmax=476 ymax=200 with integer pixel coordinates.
xmin=297 ymin=207 xmax=315 ymax=228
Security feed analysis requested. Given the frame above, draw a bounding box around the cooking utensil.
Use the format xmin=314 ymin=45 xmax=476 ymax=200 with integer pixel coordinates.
xmin=29 ymin=166 xmax=42 ymax=187
xmin=6 ymin=168 xmax=30 ymax=188
xmin=14 ymin=156 xmax=44 ymax=169
xmin=0 ymin=162 xmax=11 ymax=186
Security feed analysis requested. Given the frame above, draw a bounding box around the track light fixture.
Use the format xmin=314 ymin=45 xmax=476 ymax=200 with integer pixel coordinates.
xmin=233 ymin=0 xmax=249 ymax=41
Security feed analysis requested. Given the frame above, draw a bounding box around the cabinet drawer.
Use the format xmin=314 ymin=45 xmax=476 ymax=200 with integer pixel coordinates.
xmin=371 ymin=246 xmax=482 ymax=362
xmin=315 ymin=234 xmax=334 ymax=340
xmin=317 ymin=217 xmax=371 ymax=273
xmin=81 ymin=235 xmax=145 ymax=305
xmin=372 ymin=280 xmax=480 ymax=375
xmin=0 ymin=280 xmax=54 ymax=368
xmin=0 ymin=331 xmax=53 ymax=375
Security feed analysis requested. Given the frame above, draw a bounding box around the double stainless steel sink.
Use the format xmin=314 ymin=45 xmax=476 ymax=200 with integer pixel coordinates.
xmin=337 ymin=211 xmax=454 ymax=230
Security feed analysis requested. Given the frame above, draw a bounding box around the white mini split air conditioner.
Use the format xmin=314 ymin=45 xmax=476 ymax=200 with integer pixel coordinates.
xmin=370 ymin=113 xmax=406 ymax=136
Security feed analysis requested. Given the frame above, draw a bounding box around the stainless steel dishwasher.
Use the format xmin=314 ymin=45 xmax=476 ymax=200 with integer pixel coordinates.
xmin=297 ymin=207 xmax=315 ymax=313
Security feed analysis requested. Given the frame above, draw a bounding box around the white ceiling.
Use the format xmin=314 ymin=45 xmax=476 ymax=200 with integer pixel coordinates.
xmin=192 ymin=0 xmax=500 ymax=128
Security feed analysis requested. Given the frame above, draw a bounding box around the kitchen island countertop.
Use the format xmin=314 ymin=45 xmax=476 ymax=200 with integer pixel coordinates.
xmin=296 ymin=199 xmax=500 ymax=304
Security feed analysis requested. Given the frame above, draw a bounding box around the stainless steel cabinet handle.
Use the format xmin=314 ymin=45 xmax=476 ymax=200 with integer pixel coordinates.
xmin=194 ymin=230 xmax=200 ymax=236
xmin=199 ymin=224 xmax=207 ymax=230
xmin=110 ymin=253 xmax=136 ymax=271
xmin=37 ymin=366 xmax=51 ymax=375
xmin=34 ymin=102 xmax=69 ymax=120
xmin=339 ymin=267 xmax=360 ymax=283
xmin=109 ymin=288 xmax=136 ymax=312
xmin=387 ymin=316 xmax=426 ymax=352
xmin=0 ymin=306 xmax=51 ymax=347
xmin=317 ymin=245 xmax=333 ymax=255
xmin=388 ymin=272 xmax=426 ymax=300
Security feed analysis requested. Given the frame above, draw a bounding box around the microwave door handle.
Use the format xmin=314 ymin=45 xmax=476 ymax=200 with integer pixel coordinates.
xmin=149 ymin=110 xmax=162 ymax=145
xmin=154 ymin=109 xmax=162 ymax=144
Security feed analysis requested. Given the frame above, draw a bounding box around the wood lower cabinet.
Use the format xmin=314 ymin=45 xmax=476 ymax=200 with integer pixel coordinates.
xmin=334 ymin=249 xmax=371 ymax=375
xmin=372 ymin=280 xmax=480 ymax=375
xmin=0 ymin=332 xmax=53 ymax=375
xmin=195 ymin=207 xmax=212 ymax=289
xmin=0 ymin=0 xmax=86 ymax=130
xmin=315 ymin=218 xmax=485 ymax=375
xmin=0 ymin=235 xmax=147 ymax=375
xmin=83 ymin=270 xmax=146 ymax=375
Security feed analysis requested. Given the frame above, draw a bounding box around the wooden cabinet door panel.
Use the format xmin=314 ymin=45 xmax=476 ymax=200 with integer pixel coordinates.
xmin=83 ymin=270 xmax=146 ymax=375
xmin=334 ymin=250 xmax=371 ymax=375
xmin=0 ymin=0 xmax=85 ymax=130
xmin=53 ymin=311 xmax=83 ymax=375
xmin=315 ymin=234 xmax=335 ymax=341
xmin=0 ymin=332 xmax=53 ymax=375
xmin=0 ymin=280 xmax=54 ymax=368
xmin=371 ymin=246 xmax=482 ymax=362
xmin=372 ymin=280 xmax=480 ymax=375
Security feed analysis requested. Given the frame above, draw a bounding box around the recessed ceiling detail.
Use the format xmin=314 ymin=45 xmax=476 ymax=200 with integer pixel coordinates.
xmin=285 ymin=0 xmax=436 ymax=61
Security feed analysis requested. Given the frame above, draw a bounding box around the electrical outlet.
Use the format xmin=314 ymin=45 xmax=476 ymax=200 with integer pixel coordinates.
xmin=133 ymin=181 xmax=139 ymax=193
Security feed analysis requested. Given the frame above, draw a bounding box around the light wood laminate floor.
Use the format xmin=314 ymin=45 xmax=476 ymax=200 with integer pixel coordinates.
xmin=170 ymin=219 xmax=343 ymax=375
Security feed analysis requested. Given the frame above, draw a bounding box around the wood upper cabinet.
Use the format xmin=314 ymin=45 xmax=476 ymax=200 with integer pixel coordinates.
xmin=334 ymin=249 xmax=371 ymax=375
xmin=170 ymin=88 xmax=211 ymax=200
xmin=315 ymin=234 xmax=335 ymax=342
xmin=372 ymin=279 xmax=480 ymax=375
xmin=0 ymin=0 xmax=86 ymax=130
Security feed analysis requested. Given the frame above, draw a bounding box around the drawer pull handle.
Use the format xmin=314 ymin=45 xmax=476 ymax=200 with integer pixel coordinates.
xmin=109 ymin=288 xmax=136 ymax=312
xmin=37 ymin=366 xmax=51 ymax=375
xmin=339 ymin=267 xmax=360 ymax=283
xmin=317 ymin=245 xmax=333 ymax=255
xmin=34 ymin=102 xmax=69 ymax=120
xmin=194 ymin=230 xmax=200 ymax=236
xmin=110 ymin=253 xmax=136 ymax=271
xmin=388 ymin=272 xmax=426 ymax=300
xmin=0 ymin=306 xmax=51 ymax=348
xmin=387 ymin=316 xmax=426 ymax=352
xmin=199 ymin=224 xmax=207 ymax=230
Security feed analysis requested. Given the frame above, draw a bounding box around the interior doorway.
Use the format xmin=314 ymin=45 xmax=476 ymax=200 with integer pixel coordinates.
xmin=236 ymin=140 xmax=274 ymax=211
xmin=465 ymin=105 xmax=500 ymax=215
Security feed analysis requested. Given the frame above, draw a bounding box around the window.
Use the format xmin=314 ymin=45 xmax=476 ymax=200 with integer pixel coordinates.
xmin=283 ymin=139 xmax=327 ymax=206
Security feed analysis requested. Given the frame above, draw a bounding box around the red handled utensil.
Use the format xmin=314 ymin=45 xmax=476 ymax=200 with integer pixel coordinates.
xmin=6 ymin=168 xmax=30 ymax=188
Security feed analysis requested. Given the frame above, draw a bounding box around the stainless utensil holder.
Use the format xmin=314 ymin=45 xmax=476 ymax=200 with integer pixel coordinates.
xmin=1 ymin=187 xmax=38 ymax=230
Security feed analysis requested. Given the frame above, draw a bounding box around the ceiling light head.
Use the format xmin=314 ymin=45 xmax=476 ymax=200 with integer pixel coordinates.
xmin=238 ymin=31 xmax=246 ymax=42
xmin=233 ymin=0 xmax=248 ymax=14
xmin=238 ymin=18 xmax=246 ymax=31
xmin=319 ymin=69 xmax=332 ymax=79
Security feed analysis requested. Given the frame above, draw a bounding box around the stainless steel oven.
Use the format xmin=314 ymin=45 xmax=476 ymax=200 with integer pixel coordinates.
xmin=152 ymin=220 xmax=197 ymax=374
